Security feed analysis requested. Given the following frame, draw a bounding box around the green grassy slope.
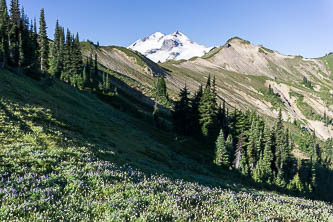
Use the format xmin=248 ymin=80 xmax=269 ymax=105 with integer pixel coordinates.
xmin=81 ymin=41 xmax=173 ymax=105
xmin=1 ymin=69 xmax=332 ymax=221
xmin=319 ymin=53 xmax=333 ymax=77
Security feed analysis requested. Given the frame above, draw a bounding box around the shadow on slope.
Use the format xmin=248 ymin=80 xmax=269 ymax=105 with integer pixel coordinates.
xmin=1 ymin=68 xmax=332 ymax=205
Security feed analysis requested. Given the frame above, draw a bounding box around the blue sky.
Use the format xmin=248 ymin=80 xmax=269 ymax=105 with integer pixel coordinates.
xmin=20 ymin=0 xmax=333 ymax=58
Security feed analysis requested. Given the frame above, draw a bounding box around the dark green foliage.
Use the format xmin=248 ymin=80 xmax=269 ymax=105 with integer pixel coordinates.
xmin=173 ymin=84 xmax=191 ymax=135
xmin=302 ymin=76 xmax=313 ymax=89
xmin=247 ymin=121 xmax=257 ymax=170
xmin=214 ymin=129 xmax=229 ymax=167
xmin=172 ymin=79 xmax=332 ymax=201
xmin=189 ymin=84 xmax=203 ymax=136
xmin=88 ymin=53 xmax=99 ymax=89
xmin=49 ymin=20 xmax=64 ymax=78
xmin=59 ymin=28 xmax=84 ymax=87
xmin=0 ymin=0 xmax=9 ymax=67
xmin=253 ymin=153 xmax=265 ymax=183
xmin=70 ymin=33 xmax=83 ymax=87
xmin=287 ymin=173 xmax=304 ymax=193
xmin=226 ymin=134 xmax=234 ymax=164
xmin=9 ymin=0 xmax=20 ymax=25
xmin=8 ymin=0 xmax=19 ymax=66
xmin=156 ymin=76 xmax=167 ymax=98
xmin=199 ymin=75 xmax=218 ymax=142
xmin=101 ymin=72 xmax=111 ymax=92
xmin=82 ymin=65 xmax=89 ymax=87
xmin=274 ymin=109 xmax=284 ymax=173
xmin=38 ymin=8 xmax=48 ymax=73
xmin=262 ymin=126 xmax=274 ymax=182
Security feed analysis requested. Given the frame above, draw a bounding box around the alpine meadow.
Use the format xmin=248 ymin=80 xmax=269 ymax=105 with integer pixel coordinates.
xmin=0 ymin=0 xmax=333 ymax=221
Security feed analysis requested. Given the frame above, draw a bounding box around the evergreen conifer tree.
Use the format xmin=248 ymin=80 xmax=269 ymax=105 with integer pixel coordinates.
xmin=214 ymin=129 xmax=229 ymax=167
xmin=262 ymin=126 xmax=274 ymax=182
xmin=212 ymin=75 xmax=217 ymax=103
xmin=8 ymin=0 xmax=21 ymax=66
xmin=199 ymin=75 xmax=218 ymax=142
xmin=0 ymin=0 xmax=9 ymax=67
xmin=274 ymin=108 xmax=284 ymax=173
xmin=310 ymin=155 xmax=317 ymax=191
xmin=173 ymin=84 xmax=191 ymax=135
xmin=247 ymin=120 xmax=257 ymax=171
xmin=156 ymin=76 xmax=167 ymax=98
xmin=19 ymin=7 xmax=34 ymax=69
xmin=275 ymin=170 xmax=286 ymax=188
xmin=287 ymin=173 xmax=304 ymax=193
xmin=240 ymin=150 xmax=249 ymax=176
xmin=89 ymin=53 xmax=99 ymax=88
xmin=38 ymin=8 xmax=48 ymax=73
xmin=205 ymin=74 xmax=211 ymax=90
xmin=71 ymin=33 xmax=83 ymax=87
xmin=190 ymin=84 xmax=203 ymax=136
xmin=105 ymin=72 xmax=110 ymax=91
xmin=49 ymin=20 xmax=63 ymax=77
xmin=252 ymin=153 xmax=265 ymax=183
xmin=82 ymin=65 xmax=89 ymax=87
xmin=226 ymin=134 xmax=234 ymax=164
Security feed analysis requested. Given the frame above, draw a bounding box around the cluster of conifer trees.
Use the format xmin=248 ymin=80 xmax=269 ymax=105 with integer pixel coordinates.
xmin=0 ymin=0 xmax=111 ymax=92
xmin=0 ymin=0 xmax=39 ymax=75
xmin=173 ymin=75 xmax=332 ymax=198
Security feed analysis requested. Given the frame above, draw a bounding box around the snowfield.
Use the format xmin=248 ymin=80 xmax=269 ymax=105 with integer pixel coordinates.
xmin=128 ymin=31 xmax=213 ymax=63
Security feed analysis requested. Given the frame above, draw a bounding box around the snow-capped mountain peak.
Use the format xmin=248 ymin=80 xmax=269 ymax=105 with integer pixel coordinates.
xmin=128 ymin=31 xmax=212 ymax=63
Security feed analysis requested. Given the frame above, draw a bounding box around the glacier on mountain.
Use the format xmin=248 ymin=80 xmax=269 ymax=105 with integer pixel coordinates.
xmin=128 ymin=31 xmax=212 ymax=63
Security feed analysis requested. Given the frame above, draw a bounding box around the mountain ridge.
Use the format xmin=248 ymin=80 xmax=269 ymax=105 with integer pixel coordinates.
xmin=83 ymin=36 xmax=333 ymax=140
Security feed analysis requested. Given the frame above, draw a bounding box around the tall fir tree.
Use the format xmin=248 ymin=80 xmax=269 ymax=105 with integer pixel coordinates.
xmin=32 ymin=17 xmax=39 ymax=68
xmin=310 ymin=157 xmax=317 ymax=192
xmin=281 ymin=128 xmax=292 ymax=180
xmin=8 ymin=0 xmax=20 ymax=66
xmin=247 ymin=120 xmax=257 ymax=171
xmin=49 ymin=20 xmax=63 ymax=77
xmin=214 ymin=129 xmax=229 ymax=168
xmin=38 ymin=8 xmax=48 ymax=73
xmin=262 ymin=125 xmax=274 ymax=183
xmin=70 ymin=33 xmax=83 ymax=87
xmin=226 ymin=134 xmax=234 ymax=164
xmin=173 ymin=84 xmax=191 ymax=135
xmin=61 ymin=28 xmax=72 ymax=82
xmin=205 ymin=74 xmax=211 ymax=90
xmin=19 ymin=6 xmax=34 ymax=69
xmin=252 ymin=153 xmax=265 ymax=183
xmin=72 ymin=33 xmax=83 ymax=75
xmin=212 ymin=75 xmax=217 ymax=104
xmin=9 ymin=0 xmax=20 ymax=25
xmin=0 ymin=0 xmax=9 ymax=67
xmin=199 ymin=75 xmax=218 ymax=142
xmin=90 ymin=53 xmax=98 ymax=88
xmin=274 ymin=108 xmax=284 ymax=173
xmin=156 ymin=76 xmax=167 ymax=98
xmin=82 ymin=64 xmax=89 ymax=87
xmin=287 ymin=173 xmax=304 ymax=193
xmin=190 ymin=84 xmax=203 ymax=137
